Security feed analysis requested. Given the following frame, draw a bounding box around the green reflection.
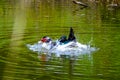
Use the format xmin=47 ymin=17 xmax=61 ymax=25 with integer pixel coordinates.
xmin=0 ymin=0 xmax=120 ymax=80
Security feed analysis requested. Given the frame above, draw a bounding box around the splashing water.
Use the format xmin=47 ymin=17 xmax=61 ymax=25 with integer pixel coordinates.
xmin=26 ymin=40 xmax=99 ymax=57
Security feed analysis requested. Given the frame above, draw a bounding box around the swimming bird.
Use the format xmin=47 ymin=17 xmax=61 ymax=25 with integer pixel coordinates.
xmin=27 ymin=27 xmax=97 ymax=57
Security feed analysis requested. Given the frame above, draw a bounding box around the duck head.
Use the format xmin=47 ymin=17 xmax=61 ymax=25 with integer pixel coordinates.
xmin=41 ymin=36 xmax=51 ymax=43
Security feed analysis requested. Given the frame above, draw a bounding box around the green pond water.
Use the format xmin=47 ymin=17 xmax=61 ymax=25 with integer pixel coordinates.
xmin=0 ymin=1 xmax=120 ymax=80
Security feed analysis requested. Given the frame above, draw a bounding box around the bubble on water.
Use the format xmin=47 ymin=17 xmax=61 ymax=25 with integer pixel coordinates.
xmin=27 ymin=41 xmax=99 ymax=57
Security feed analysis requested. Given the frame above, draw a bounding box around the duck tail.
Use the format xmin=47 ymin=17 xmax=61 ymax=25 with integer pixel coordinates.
xmin=68 ymin=27 xmax=76 ymax=41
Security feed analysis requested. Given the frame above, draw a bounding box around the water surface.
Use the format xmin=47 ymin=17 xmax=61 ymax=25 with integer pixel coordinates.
xmin=0 ymin=1 xmax=120 ymax=80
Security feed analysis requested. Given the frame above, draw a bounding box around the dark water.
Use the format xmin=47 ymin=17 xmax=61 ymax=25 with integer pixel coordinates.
xmin=0 ymin=0 xmax=120 ymax=80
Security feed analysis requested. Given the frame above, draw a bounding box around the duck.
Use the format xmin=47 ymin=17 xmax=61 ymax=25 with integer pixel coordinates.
xmin=27 ymin=27 xmax=98 ymax=57
xmin=37 ymin=27 xmax=76 ymax=49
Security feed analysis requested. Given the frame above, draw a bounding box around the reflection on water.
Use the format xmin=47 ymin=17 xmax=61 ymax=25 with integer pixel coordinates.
xmin=0 ymin=0 xmax=120 ymax=80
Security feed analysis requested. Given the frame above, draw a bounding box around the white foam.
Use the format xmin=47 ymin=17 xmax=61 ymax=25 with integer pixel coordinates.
xmin=27 ymin=41 xmax=99 ymax=57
